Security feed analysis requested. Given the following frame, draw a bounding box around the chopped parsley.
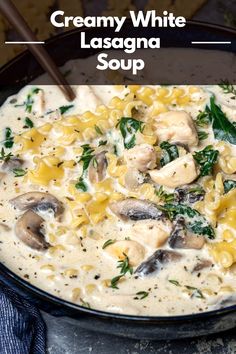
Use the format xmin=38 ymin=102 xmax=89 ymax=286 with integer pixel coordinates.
xmin=59 ymin=105 xmax=74 ymax=115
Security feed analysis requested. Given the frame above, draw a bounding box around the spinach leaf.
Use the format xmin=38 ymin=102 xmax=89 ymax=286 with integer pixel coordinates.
xmin=224 ymin=180 xmax=236 ymax=194
xmin=206 ymin=96 xmax=236 ymax=145
xmin=160 ymin=203 xmax=215 ymax=239
xmin=193 ymin=145 xmax=219 ymax=177
xmin=117 ymin=117 xmax=144 ymax=149
xmin=75 ymin=144 xmax=94 ymax=192
xmin=160 ymin=141 xmax=179 ymax=167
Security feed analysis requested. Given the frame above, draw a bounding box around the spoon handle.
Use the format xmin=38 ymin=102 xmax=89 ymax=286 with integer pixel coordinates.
xmin=0 ymin=0 xmax=75 ymax=101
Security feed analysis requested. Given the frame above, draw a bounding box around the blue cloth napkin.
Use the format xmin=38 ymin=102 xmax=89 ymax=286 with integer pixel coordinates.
xmin=0 ymin=283 xmax=46 ymax=354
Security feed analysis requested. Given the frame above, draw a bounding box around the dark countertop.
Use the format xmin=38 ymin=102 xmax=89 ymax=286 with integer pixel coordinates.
xmin=43 ymin=312 xmax=236 ymax=354
xmin=44 ymin=1 xmax=236 ymax=353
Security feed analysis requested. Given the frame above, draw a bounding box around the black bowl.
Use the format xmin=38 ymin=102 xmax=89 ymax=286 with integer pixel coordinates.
xmin=0 ymin=21 xmax=236 ymax=340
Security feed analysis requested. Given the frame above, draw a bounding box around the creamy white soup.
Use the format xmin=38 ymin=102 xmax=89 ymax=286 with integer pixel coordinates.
xmin=1 ymin=81 xmax=236 ymax=316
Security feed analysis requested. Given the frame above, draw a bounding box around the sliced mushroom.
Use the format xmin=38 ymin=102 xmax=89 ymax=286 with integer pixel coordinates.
xmin=135 ymin=249 xmax=182 ymax=277
xmin=15 ymin=210 xmax=50 ymax=250
xmin=10 ymin=192 xmax=64 ymax=218
xmin=105 ymin=240 xmax=145 ymax=266
xmin=169 ymin=217 xmax=205 ymax=250
xmin=109 ymin=198 xmax=165 ymax=221
xmin=88 ymin=151 xmax=107 ymax=183
xmin=175 ymin=185 xmax=205 ymax=204
xmin=192 ymin=259 xmax=212 ymax=273
xmin=149 ymin=153 xmax=199 ymax=188
xmin=124 ymin=144 xmax=156 ymax=172
xmin=2 ymin=158 xmax=24 ymax=171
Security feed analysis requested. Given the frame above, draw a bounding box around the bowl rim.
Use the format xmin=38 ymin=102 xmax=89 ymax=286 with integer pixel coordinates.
xmin=0 ymin=19 xmax=236 ymax=322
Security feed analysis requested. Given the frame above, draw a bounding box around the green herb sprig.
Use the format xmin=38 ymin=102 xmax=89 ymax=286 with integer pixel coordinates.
xmin=102 ymin=239 xmax=116 ymax=249
xmin=13 ymin=168 xmax=27 ymax=177
xmin=193 ymin=145 xmax=219 ymax=177
xmin=219 ymin=80 xmax=236 ymax=98
xmin=198 ymin=131 xmax=209 ymax=141
xmin=195 ymin=111 xmax=211 ymax=127
xmin=110 ymin=254 xmax=133 ymax=289
xmin=168 ymin=279 xmax=181 ymax=286
xmin=0 ymin=147 xmax=13 ymax=162
xmin=134 ymin=291 xmax=149 ymax=300
xmin=155 ymin=186 xmax=175 ymax=203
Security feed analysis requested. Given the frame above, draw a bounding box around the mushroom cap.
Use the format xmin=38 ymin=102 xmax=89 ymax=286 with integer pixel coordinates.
xmin=88 ymin=151 xmax=107 ymax=184
xmin=135 ymin=249 xmax=182 ymax=277
xmin=15 ymin=210 xmax=50 ymax=250
xmin=10 ymin=192 xmax=64 ymax=218
xmin=109 ymin=198 xmax=165 ymax=221
xmin=2 ymin=158 xmax=24 ymax=171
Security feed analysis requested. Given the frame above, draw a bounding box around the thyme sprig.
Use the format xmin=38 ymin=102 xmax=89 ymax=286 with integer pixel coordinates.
xmin=110 ymin=254 xmax=133 ymax=289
